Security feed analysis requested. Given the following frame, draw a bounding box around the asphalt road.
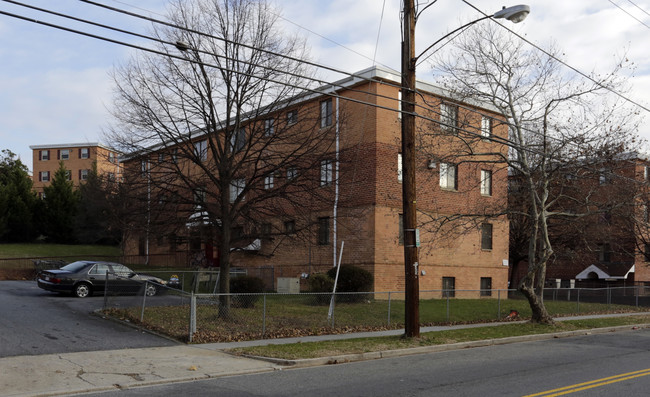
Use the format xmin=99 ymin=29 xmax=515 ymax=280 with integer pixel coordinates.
xmin=0 ymin=280 xmax=176 ymax=358
xmin=79 ymin=327 xmax=650 ymax=396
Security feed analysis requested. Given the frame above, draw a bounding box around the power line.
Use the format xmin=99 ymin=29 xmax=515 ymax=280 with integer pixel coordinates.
xmin=608 ymin=0 xmax=650 ymax=29
xmin=461 ymin=0 xmax=650 ymax=114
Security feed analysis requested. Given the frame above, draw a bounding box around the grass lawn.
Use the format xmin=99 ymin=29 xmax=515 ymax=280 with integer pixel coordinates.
xmin=105 ymin=294 xmax=648 ymax=344
xmin=227 ymin=315 xmax=650 ymax=360
xmin=0 ymin=243 xmax=121 ymax=259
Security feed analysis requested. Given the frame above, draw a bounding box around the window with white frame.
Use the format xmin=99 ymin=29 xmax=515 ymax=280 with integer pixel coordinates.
xmin=194 ymin=140 xmax=207 ymax=161
xmin=230 ymin=127 xmax=246 ymax=152
xmin=398 ymin=90 xmax=402 ymax=120
xmin=320 ymin=99 xmax=332 ymax=128
xmin=439 ymin=163 xmax=457 ymax=190
xmin=397 ymin=153 xmax=403 ymax=182
xmin=264 ymin=118 xmax=275 ymax=136
xmin=60 ymin=149 xmax=70 ymax=160
xmin=108 ymin=152 xmax=116 ymax=163
xmin=40 ymin=150 xmax=49 ymax=161
xmin=481 ymin=223 xmax=493 ymax=250
xmin=141 ymin=160 xmax=149 ymax=178
xmin=480 ymin=170 xmax=492 ymax=196
xmin=440 ymin=103 xmax=458 ymax=133
xmin=80 ymin=147 xmax=90 ymax=159
xmin=230 ymin=179 xmax=245 ymax=203
xmin=39 ymin=171 xmax=50 ymax=182
xmin=481 ymin=117 xmax=492 ymax=139
xmin=264 ymin=174 xmax=274 ymax=190
xmin=287 ymin=110 xmax=298 ymax=125
xmin=286 ymin=167 xmax=298 ymax=180
xmin=320 ymin=159 xmax=333 ymax=186
xmin=80 ymin=169 xmax=89 ymax=181
xmin=65 ymin=170 xmax=72 ymax=181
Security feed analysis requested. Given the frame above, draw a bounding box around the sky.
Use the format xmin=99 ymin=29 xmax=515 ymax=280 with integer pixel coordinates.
xmin=1 ymin=0 xmax=650 ymax=172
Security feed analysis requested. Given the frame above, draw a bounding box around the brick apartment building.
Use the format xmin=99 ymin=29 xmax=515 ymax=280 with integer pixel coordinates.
xmin=121 ymin=66 xmax=510 ymax=295
xmin=510 ymin=154 xmax=650 ymax=289
xmin=30 ymin=143 xmax=121 ymax=196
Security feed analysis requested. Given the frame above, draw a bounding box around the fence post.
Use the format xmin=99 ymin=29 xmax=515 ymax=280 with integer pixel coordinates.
xmin=103 ymin=270 xmax=109 ymax=310
xmin=387 ymin=292 xmax=392 ymax=326
xmin=577 ymin=288 xmax=580 ymax=313
xmin=140 ymin=281 xmax=148 ymax=323
xmin=446 ymin=294 xmax=450 ymax=322
xmin=189 ymin=293 xmax=196 ymax=343
xmin=262 ymin=294 xmax=267 ymax=338
xmin=497 ymin=289 xmax=501 ymax=320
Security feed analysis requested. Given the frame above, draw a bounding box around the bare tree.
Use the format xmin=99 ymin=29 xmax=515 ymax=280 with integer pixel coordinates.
xmin=105 ymin=0 xmax=338 ymax=316
xmin=429 ymin=23 xmax=640 ymax=323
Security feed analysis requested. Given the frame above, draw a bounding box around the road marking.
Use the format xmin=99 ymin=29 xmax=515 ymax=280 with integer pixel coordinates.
xmin=524 ymin=368 xmax=650 ymax=396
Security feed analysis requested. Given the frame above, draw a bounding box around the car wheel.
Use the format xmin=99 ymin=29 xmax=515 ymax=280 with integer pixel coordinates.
xmin=74 ymin=283 xmax=92 ymax=298
xmin=145 ymin=283 xmax=157 ymax=297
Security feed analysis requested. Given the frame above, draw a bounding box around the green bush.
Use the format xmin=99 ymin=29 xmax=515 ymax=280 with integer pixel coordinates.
xmin=230 ymin=275 xmax=265 ymax=308
xmin=308 ymin=273 xmax=334 ymax=305
xmin=326 ymin=265 xmax=374 ymax=303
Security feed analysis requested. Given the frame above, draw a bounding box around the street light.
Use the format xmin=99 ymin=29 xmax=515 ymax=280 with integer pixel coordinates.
xmin=400 ymin=3 xmax=529 ymax=338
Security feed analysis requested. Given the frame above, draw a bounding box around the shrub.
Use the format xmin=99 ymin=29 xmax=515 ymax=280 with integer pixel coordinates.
xmin=308 ymin=273 xmax=334 ymax=305
xmin=230 ymin=275 xmax=265 ymax=308
xmin=326 ymin=265 xmax=374 ymax=303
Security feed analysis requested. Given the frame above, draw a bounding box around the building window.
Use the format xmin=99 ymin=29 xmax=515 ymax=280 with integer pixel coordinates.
xmin=480 ymin=277 xmax=492 ymax=297
xmin=231 ymin=127 xmax=246 ymax=152
xmin=230 ymin=179 xmax=245 ymax=203
xmin=108 ymin=152 xmax=116 ymax=163
xmin=481 ymin=223 xmax=493 ymax=250
xmin=398 ymin=214 xmax=404 ymax=246
xmin=442 ymin=277 xmax=456 ymax=298
xmin=141 ymin=160 xmax=149 ymax=178
xmin=65 ymin=170 xmax=72 ymax=181
xmin=60 ymin=149 xmax=70 ymax=160
xmin=480 ymin=170 xmax=492 ymax=196
xmin=193 ymin=188 xmax=206 ymax=205
xmin=158 ymin=153 xmax=165 ymax=163
xmin=264 ymin=174 xmax=274 ymax=190
xmin=261 ymin=223 xmax=272 ymax=239
xmin=284 ymin=220 xmax=296 ymax=235
xmin=40 ymin=150 xmax=49 ymax=161
xmin=599 ymin=168 xmax=610 ymax=185
xmin=39 ymin=171 xmax=50 ymax=182
xmin=440 ymin=163 xmax=458 ymax=190
xmin=286 ymin=167 xmax=298 ymax=180
xmin=320 ymin=99 xmax=333 ymax=128
xmin=397 ymin=90 xmax=402 ymax=120
xmin=194 ymin=140 xmax=207 ymax=161
xmin=645 ymin=166 xmax=650 ymax=182
xmin=80 ymin=169 xmax=89 ymax=181
xmin=598 ymin=243 xmax=611 ymax=263
xmin=481 ymin=117 xmax=492 ymax=139
xmin=397 ymin=153 xmax=403 ymax=182
xmin=171 ymin=148 xmax=178 ymax=163
xmin=320 ymin=159 xmax=333 ymax=186
xmin=440 ymin=103 xmax=458 ymax=133
xmin=287 ymin=110 xmax=298 ymax=125
xmin=318 ymin=217 xmax=330 ymax=245
xmin=80 ymin=147 xmax=90 ymax=159
xmin=264 ymin=118 xmax=275 ymax=137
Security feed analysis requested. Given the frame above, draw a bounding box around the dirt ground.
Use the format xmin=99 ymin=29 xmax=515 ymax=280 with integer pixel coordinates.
xmin=0 ymin=268 xmax=36 ymax=280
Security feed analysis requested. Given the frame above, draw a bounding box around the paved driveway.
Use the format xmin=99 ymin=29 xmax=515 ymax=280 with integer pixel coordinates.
xmin=0 ymin=281 xmax=176 ymax=358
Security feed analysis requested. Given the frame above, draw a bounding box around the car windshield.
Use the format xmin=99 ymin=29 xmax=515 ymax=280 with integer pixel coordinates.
xmin=60 ymin=261 xmax=91 ymax=273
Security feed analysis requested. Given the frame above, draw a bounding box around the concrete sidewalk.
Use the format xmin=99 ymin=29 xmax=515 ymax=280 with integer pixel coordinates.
xmin=2 ymin=313 xmax=648 ymax=397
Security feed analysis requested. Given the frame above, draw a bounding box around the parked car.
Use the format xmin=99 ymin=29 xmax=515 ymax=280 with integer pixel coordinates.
xmin=37 ymin=261 xmax=167 ymax=298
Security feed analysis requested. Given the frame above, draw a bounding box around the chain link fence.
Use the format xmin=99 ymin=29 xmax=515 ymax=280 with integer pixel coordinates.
xmin=100 ymin=283 xmax=650 ymax=343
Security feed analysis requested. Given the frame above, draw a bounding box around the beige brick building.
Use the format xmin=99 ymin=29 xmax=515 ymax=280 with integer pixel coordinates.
xmin=30 ymin=143 xmax=121 ymax=195
xmin=122 ymin=66 xmax=510 ymax=296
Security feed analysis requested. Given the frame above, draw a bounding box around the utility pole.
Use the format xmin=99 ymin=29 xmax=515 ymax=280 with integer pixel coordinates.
xmin=401 ymin=0 xmax=420 ymax=338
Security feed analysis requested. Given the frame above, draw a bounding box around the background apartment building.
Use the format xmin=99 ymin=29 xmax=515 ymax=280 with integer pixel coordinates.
xmin=30 ymin=143 xmax=121 ymax=195
xmin=121 ymin=66 xmax=510 ymax=295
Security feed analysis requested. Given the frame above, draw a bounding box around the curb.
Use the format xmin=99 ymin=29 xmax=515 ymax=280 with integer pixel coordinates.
xmin=241 ymin=324 xmax=650 ymax=369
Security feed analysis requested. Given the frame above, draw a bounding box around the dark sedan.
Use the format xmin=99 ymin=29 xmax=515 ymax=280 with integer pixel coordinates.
xmin=37 ymin=261 xmax=167 ymax=298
